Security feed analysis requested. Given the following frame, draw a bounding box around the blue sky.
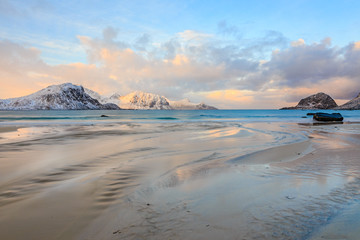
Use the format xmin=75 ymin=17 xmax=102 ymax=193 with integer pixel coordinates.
xmin=2 ymin=0 xmax=359 ymax=64
xmin=1 ymin=0 xmax=360 ymax=108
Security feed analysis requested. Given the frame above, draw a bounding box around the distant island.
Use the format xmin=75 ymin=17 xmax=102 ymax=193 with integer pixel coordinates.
xmin=0 ymin=83 xmax=217 ymax=110
xmin=281 ymin=92 xmax=360 ymax=110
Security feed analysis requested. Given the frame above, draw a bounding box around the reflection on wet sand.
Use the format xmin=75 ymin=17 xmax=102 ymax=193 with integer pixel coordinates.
xmin=0 ymin=122 xmax=360 ymax=239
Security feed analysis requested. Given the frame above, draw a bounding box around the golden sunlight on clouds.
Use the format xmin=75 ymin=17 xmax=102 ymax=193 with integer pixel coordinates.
xmin=291 ymin=38 xmax=305 ymax=47
xmin=67 ymin=62 xmax=96 ymax=69
xmin=100 ymin=48 xmax=116 ymax=63
xmin=206 ymin=89 xmax=254 ymax=103
xmin=109 ymin=75 xmax=118 ymax=80
xmin=172 ymin=54 xmax=189 ymax=66
xmin=353 ymin=41 xmax=360 ymax=50
xmin=27 ymin=72 xmax=58 ymax=80
xmin=197 ymin=89 xmax=293 ymax=109
xmin=2 ymin=33 xmax=360 ymax=108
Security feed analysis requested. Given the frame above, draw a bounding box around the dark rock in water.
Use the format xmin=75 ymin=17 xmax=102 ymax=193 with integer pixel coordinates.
xmin=100 ymin=115 xmax=109 ymax=117
xmin=336 ymin=92 xmax=360 ymax=110
xmin=306 ymin=113 xmax=315 ymax=116
xmin=281 ymin=92 xmax=338 ymax=110
xmin=301 ymin=116 xmax=307 ymax=118
xmin=313 ymin=112 xmax=343 ymax=122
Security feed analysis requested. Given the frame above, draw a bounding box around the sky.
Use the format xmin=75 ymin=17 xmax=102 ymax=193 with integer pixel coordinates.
xmin=1 ymin=0 xmax=360 ymax=109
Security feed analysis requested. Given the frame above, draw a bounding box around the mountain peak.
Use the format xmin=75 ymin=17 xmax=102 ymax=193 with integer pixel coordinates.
xmin=119 ymin=91 xmax=171 ymax=110
xmin=0 ymin=83 xmax=120 ymax=110
xmin=281 ymin=92 xmax=338 ymax=110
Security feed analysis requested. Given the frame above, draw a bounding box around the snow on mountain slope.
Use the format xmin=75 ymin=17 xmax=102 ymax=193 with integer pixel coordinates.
xmin=168 ymin=98 xmax=217 ymax=110
xmin=105 ymin=91 xmax=217 ymax=110
xmin=84 ymin=88 xmax=114 ymax=105
xmin=168 ymin=98 xmax=196 ymax=110
xmin=117 ymin=91 xmax=172 ymax=110
xmin=0 ymin=84 xmax=217 ymax=111
xmin=0 ymin=83 xmax=120 ymax=110
xmin=86 ymin=89 xmax=218 ymax=110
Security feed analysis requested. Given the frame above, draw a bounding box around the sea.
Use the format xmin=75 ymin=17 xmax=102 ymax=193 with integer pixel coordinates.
xmin=1 ymin=109 xmax=360 ymax=125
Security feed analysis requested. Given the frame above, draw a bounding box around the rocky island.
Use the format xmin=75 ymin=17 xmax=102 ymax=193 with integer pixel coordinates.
xmin=281 ymin=92 xmax=338 ymax=110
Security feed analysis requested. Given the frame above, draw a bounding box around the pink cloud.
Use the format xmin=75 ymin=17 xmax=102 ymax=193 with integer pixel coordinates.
xmin=1 ymin=31 xmax=360 ymax=109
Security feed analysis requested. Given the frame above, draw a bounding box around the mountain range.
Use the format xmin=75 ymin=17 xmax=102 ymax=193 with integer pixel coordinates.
xmin=0 ymin=83 xmax=217 ymax=110
xmin=1 ymin=83 xmax=359 ymax=110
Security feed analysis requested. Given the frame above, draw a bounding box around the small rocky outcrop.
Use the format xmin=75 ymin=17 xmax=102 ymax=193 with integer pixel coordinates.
xmin=195 ymin=103 xmax=218 ymax=110
xmin=281 ymin=92 xmax=338 ymax=110
xmin=336 ymin=92 xmax=360 ymax=110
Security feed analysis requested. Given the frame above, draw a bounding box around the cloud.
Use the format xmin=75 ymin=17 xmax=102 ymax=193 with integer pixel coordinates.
xmin=2 ymin=27 xmax=360 ymax=108
xmin=134 ymin=33 xmax=151 ymax=51
xmin=0 ymin=0 xmax=54 ymax=19
xmin=0 ymin=0 xmax=21 ymax=16
xmin=353 ymin=41 xmax=360 ymax=50
xmin=291 ymin=38 xmax=305 ymax=47
xmin=0 ymin=40 xmax=49 ymax=97
xmin=261 ymin=39 xmax=360 ymax=99
xmin=177 ymin=30 xmax=213 ymax=43
xmin=102 ymin=26 xmax=118 ymax=41
xmin=217 ymin=20 xmax=241 ymax=39
xmin=238 ymin=31 xmax=288 ymax=59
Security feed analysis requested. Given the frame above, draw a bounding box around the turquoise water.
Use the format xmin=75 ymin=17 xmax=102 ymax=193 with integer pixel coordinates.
xmin=1 ymin=109 xmax=360 ymax=125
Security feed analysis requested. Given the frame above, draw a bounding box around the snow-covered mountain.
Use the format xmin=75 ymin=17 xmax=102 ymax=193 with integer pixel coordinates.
xmin=0 ymin=83 xmax=217 ymax=110
xmin=117 ymin=91 xmax=172 ymax=110
xmin=84 ymin=88 xmax=111 ymax=105
xmin=85 ymin=88 xmax=217 ymax=110
xmin=0 ymin=83 xmax=120 ymax=110
xmin=168 ymin=98 xmax=217 ymax=110
xmin=103 ymin=91 xmax=217 ymax=110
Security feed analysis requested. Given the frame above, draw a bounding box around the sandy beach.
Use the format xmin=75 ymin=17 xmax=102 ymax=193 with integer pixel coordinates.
xmin=1 ymin=121 xmax=360 ymax=240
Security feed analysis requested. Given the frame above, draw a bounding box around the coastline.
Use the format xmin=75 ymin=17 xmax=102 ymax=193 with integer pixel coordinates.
xmin=0 ymin=118 xmax=360 ymax=239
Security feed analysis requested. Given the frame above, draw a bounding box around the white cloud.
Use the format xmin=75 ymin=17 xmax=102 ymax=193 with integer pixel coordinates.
xmin=2 ymin=29 xmax=360 ymax=108
xmin=291 ymin=38 xmax=305 ymax=47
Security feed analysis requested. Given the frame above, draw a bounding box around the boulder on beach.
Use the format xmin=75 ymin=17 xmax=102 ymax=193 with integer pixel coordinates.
xmin=313 ymin=112 xmax=343 ymax=122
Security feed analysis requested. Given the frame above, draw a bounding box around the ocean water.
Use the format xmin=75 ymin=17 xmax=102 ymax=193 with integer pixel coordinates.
xmin=1 ymin=109 xmax=360 ymax=125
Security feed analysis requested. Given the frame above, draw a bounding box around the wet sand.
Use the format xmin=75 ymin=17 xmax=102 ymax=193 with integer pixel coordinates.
xmin=0 ymin=126 xmax=18 ymax=133
xmin=0 ymin=122 xmax=360 ymax=239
